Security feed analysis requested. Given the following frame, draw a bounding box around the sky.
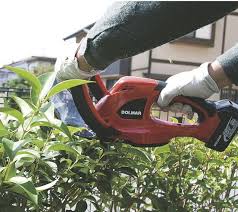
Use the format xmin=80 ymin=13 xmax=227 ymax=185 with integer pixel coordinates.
xmin=0 ymin=0 xmax=116 ymax=67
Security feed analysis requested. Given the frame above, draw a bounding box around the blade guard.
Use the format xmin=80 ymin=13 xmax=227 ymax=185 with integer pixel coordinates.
xmin=70 ymin=75 xmax=238 ymax=151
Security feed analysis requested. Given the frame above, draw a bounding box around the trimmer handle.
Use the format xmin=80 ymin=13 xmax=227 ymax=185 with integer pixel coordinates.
xmin=156 ymin=80 xmax=216 ymax=121
xmin=156 ymin=80 xmax=238 ymax=151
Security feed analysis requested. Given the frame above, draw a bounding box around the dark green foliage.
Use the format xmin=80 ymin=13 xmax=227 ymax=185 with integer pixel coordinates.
xmin=0 ymin=67 xmax=238 ymax=211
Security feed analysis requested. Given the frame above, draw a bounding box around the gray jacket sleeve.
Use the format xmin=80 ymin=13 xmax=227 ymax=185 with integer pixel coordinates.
xmin=217 ymin=44 xmax=238 ymax=85
xmin=82 ymin=2 xmax=238 ymax=70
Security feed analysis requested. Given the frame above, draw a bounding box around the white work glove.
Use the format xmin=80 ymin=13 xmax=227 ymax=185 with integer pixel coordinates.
xmin=157 ymin=62 xmax=220 ymax=118
xmin=52 ymin=40 xmax=97 ymax=127
xmin=55 ymin=39 xmax=97 ymax=81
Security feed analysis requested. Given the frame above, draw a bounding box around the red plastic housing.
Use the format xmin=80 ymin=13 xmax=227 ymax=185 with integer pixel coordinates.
xmin=89 ymin=76 xmax=221 ymax=146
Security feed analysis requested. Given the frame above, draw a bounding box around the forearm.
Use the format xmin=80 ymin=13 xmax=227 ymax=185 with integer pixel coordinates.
xmin=217 ymin=44 xmax=238 ymax=85
xmin=208 ymin=61 xmax=232 ymax=88
xmin=81 ymin=1 xmax=238 ymax=69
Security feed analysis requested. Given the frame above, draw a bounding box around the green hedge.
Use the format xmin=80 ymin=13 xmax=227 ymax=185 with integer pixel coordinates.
xmin=0 ymin=66 xmax=238 ymax=211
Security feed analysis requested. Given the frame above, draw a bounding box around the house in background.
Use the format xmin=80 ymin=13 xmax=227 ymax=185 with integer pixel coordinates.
xmin=0 ymin=56 xmax=56 ymax=85
xmin=64 ymin=9 xmax=238 ymax=101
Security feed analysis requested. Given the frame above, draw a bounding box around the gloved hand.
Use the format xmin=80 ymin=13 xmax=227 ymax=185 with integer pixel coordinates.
xmin=157 ymin=62 xmax=220 ymax=118
xmin=52 ymin=40 xmax=97 ymax=128
xmin=55 ymin=39 xmax=96 ymax=82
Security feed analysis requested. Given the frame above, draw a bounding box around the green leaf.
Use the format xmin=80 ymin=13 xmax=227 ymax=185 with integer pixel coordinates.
xmin=0 ymin=144 xmax=4 ymax=154
xmin=0 ymin=129 xmax=8 ymax=137
xmin=40 ymin=102 xmax=55 ymax=120
xmin=14 ymin=154 xmax=36 ymax=168
xmin=60 ymin=158 xmax=73 ymax=167
xmin=2 ymin=139 xmax=16 ymax=160
xmin=4 ymin=162 xmax=16 ymax=180
xmin=154 ymin=144 xmax=170 ymax=155
xmin=38 ymin=72 xmax=56 ymax=101
xmin=96 ymin=178 xmax=112 ymax=195
xmin=101 ymin=151 xmax=119 ymax=158
xmin=0 ymin=120 xmax=9 ymax=137
xmin=76 ymin=200 xmax=87 ymax=212
xmin=46 ymin=79 xmax=92 ymax=100
xmin=197 ymin=171 xmax=204 ymax=180
xmin=13 ymin=149 xmax=40 ymax=168
xmin=17 ymin=149 xmax=40 ymax=158
xmin=122 ymin=187 xmax=131 ymax=199
xmin=117 ymin=167 xmax=137 ymax=177
xmin=68 ymin=126 xmax=86 ymax=135
xmin=4 ymin=66 xmax=41 ymax=105
xmin=149 ymin=195 xmax=167 ymax=210
xmin=45 ymin=161 xmax=58 ymax=173
xmin=47 ymin=143 xmax=80 ymax=156
xmin=0 ymin=107 xmax=24 ymax=124
xmin=31 ymin=116 xmax=72 ymax=139
xmin=31 ymin=139 xmax=45 ymax=149
xmin=36 ymin=179 xmax=58 ymax=191
xmin=38 ymin=161 xmax=57 ymax=175
xmin=7 ymin=176 xmax=38 ymax=205
xmin=194 ymin=150 xmax=204 ymax=162
xmin=2 ymin=138 xmax=29 ymax=160
xmin=122 ymin=146 xmax=151 ymax=163
xmin=12 ymin=96 xmax=33 ymax=117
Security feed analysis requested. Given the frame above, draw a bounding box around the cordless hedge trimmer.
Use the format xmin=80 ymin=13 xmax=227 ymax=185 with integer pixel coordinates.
xmin=67 ymin=75 xmax=238 ymax=152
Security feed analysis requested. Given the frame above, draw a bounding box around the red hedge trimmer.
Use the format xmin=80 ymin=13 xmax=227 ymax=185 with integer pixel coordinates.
xmin=67 ymin=75 xmax=238 ymax=152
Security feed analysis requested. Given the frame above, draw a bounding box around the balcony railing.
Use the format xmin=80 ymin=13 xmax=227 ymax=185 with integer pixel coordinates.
xmin=0 ymin=87 xmax=30 ymax=107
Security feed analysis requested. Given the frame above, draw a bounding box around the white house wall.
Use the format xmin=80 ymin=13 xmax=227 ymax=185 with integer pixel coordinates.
xmin=224 ymin=14 xmax=238 ymax=51
xmin=150 ymin=62 xmax=198 ymax=76
xmin=131 ymin=50 xmax=149 ymax=71
xmin=151 ymin=18 xmax=224 ymax=63
xmin=132 ymin=70 xmax=148 ymax=77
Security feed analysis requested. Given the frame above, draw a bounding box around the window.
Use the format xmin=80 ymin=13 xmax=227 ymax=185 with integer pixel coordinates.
xmin=172 ymin=24 xmax=216 ymax=47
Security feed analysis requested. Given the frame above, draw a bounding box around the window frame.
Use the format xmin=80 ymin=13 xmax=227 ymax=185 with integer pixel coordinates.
xmin=171 ymin=23 xmax=216 ymax=47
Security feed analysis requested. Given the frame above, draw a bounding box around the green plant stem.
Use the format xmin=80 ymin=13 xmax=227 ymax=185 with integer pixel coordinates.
xmin=21 ymin=110 xmax=38 ymax=139
xmin=224 ymin=163 xmax=237 ymax=199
